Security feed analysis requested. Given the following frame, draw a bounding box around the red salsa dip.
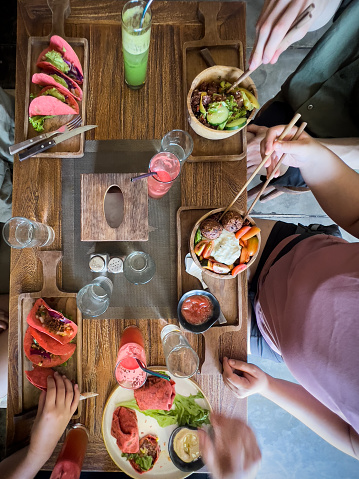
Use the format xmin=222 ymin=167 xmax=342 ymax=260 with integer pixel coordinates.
xmin=181 ymin=295 xmax=213 ymax=325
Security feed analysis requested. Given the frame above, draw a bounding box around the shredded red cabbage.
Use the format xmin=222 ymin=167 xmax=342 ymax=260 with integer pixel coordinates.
xmin=30 ymin=347 xmax=51 ymax=360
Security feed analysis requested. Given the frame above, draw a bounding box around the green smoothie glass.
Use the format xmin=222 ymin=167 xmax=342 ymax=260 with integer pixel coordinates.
xmin=122 ymin=0 xmax=152 ymax=90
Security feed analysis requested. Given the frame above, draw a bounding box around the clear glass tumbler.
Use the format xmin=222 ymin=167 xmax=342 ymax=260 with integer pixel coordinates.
xmin=123 ymin=251 xmax=156 ymax=285
xmin=160 ymin=129 xmax=194 ymax=164
xmin=115 ymin=326 xmax=147 ymax=389
xmin=160 ymin=324 xmax=199 ymax=378
xmin=122 ymin=0 xmax=152 ymax=89
xmin=147 ymin=152 xmax=181 ymax=199
xmin=76 ymin=276 xmax=113 ymax=317
xmin=2 ymin=216 xmax=55 ymax=249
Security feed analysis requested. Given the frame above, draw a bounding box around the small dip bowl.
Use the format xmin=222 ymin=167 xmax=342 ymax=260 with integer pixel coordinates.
xmin=177 ymin=290 xmax=220 ymax=334
xmin=168 ymin=426 xmax=204 ymax=472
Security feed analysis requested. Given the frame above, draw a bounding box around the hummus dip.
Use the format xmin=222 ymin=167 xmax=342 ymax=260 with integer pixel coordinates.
xmin=173 ymin=428 xmax=201 ymax=463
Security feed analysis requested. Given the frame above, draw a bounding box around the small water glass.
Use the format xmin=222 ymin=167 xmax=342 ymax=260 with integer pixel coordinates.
xmin=160 ymin=129 xmax=194 ymax=164
xmin=123 ymin=251 xmax=156 ymax=284
xmin=160 ymin=324 xmax=199 ymax=378
xmin=2 ymin=216 xmax=55 ymax=249
xmin=76 ymin=276 xmax=113 ymax=317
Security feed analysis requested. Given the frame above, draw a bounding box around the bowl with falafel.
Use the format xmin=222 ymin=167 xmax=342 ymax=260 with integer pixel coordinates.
xmin=187 ymin=65 xmax=259 ymax=140
xmin=190 ymin=208 xmax=261 ymax=279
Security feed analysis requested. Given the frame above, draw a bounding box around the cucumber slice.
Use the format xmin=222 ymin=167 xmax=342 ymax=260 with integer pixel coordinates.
xmin=224 ymin=117 xmax=247 ymax=130
xmin=217 ymin=120 xmax=227 ymax=130
xmin=207 ymin=104 xmax=229 ymax=126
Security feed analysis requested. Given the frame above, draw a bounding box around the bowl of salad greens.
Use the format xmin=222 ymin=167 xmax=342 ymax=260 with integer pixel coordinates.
xmin=187 ymin=65 xmax=259 ymax=140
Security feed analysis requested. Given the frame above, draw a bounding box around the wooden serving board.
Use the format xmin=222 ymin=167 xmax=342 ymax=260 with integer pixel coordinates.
xmin=23 ymin=0 xmax=88 ymax=158
xmin=177 ymin=206 xmax=247 ymax=374
xmin=17 ymin=251 xmax=82 ymax=421
xmin=183 ymin=2 xmax=246 ymax=163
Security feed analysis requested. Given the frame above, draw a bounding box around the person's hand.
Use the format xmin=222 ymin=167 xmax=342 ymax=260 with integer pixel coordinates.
xmin=28 ymin=372 xmax=80 ymax=465
xmin=198 ymin=413 xmax=261 ymax=479
xmin=223 ymin=357 xmax=269 ymax=399
xmin=247 ymin=124 xmax=287 ymax=179
xmin=260 ymin=125 xmax=327 ymax=173
xmin=249 ymin=0 xmax=332 ymax=70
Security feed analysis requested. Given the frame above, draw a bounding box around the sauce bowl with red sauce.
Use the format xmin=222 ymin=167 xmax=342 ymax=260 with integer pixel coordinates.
xmin=177 ymin=290 xmax=220 ymax=333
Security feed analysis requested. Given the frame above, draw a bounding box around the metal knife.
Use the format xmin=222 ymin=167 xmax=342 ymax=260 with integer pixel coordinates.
xmin=79 ymin=392 xmax=99 ymax=401
xmin=19 ymin=125 xmax=97 ymax=161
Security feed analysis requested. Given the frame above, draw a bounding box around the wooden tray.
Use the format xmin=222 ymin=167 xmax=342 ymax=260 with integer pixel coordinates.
xmin=17 ymin=251 xmax=82 ymax=419
xmin=183 ymin=2 xmax=246 ymax=163
xmin=23 ymin=0 xmax=88 ymax=158
xmin=177 ymin=206 xmax=247 ymax=374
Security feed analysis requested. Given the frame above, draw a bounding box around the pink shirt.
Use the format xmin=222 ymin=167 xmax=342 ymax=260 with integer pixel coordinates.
xmin=255 ymin=235 xmax=359 ymax=437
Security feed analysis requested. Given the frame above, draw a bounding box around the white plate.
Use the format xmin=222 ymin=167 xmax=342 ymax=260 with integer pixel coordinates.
xmin=102 ymin=370 xmax=211 ymax=479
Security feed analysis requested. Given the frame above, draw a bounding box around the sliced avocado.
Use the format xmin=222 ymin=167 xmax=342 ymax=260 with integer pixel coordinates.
xmin=224 ymin=117 xmax=247 ymax=130
xmin=44 ymin=50 xmax=70 ymax=74
xmin=42 ymin=87 xmax=66 ymax=102
xmin=51 ymin=74 xmax=68 ymax=89
xmin=199 ymin=92 xmax=207 ymax=115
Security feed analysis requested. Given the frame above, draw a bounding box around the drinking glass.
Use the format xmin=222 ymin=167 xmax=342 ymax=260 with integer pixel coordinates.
xmin=161 ymin=129 xmax=194 ymax=164
xmin=122 ymin=0 xmax=152 ymax=89
xmin=115 ymin=326 xmax=147 ymax=389
xmin=147 ymin=152 xmax=181 ymax=199
xmin=160 ymin=324 xmax=199 ymax=378
xmin=76 ymin=276 xmax=113 ymax=317
xmin=2 ymin=217 xmax=55 ymax=249
xmin=50 ymin=424 xmax=89 ymax=479
xmin=123 ymin=251 xmax=156 ymax=284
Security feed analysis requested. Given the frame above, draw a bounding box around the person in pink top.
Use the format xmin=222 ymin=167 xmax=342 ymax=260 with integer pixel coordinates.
xmin=223 ymin=125 xmax=359 ymax=460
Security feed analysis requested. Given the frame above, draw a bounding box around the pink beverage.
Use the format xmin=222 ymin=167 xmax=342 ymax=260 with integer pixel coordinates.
xmin=147 ymin=152 xmax=181 ymax=199
xmin=115 ymin=326 xmax=147 ymax=389
xmin=50 ymin=424 xmax=88 ymax=479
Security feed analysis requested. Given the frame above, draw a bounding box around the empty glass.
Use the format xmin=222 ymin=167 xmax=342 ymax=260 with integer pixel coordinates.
xmin=123 ymin=251 xmax=156 ymax=284
xmin=160 ymin=324 xmax=199 ymax=378
xmin=76 ymin=276 xmax=113 ymax=317
xmin=2 ymin=217 xmax=55 ymax=249
xmin=160 ymin=129 xmax=194 ymax=164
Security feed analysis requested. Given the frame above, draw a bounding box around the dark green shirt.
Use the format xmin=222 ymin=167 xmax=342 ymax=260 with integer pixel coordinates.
xmin=282 ymin=0 xmax=359 ymax=138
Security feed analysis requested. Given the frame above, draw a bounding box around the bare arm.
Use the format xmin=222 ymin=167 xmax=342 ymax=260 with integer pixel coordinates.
xmin=0 ymin=447 xmax=45 ymax=479
xmin=263 ymin=126 xmax=359 ymax=238
xmin=318 ymin=137 xmax=359 ymax=170
xmin=223 ymin=358 xmax=359 ymax=459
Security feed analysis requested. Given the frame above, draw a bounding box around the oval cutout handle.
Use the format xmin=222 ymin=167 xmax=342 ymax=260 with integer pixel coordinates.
xmin=104 ymin=185 xmax=124 ymax=229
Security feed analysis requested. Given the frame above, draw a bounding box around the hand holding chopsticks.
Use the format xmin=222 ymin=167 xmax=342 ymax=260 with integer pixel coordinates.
xmin=245 ymin=121 xmax=307 ymax=217
xmin=227 ymin=3 xmax=315 ymax=92
xmin=220 ymin=113 xmax=301 ymax=220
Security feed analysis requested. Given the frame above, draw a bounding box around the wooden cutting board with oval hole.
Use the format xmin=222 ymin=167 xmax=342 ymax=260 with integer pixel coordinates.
xmin=23 ymin=0 xmax=88 ymax=158
xmin=17 ymin=251 xmax=82 ymax=424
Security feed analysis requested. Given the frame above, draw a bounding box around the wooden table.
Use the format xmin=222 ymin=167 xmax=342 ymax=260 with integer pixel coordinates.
xmin=8 ymin=0 xmax=248 ymax=471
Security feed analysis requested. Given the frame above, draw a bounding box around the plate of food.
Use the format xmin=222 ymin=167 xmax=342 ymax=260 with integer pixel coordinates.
xmin=102 ymin=371 xmax=211 ymax=478
xmin=190 ymin=207 xmax=261 ymax=279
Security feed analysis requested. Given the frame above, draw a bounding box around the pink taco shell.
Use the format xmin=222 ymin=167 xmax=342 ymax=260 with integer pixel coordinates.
xmin=32 ymin=72 xmax=82 ymax=102
xmin=29 ymin=95 xmax=79 ymax=117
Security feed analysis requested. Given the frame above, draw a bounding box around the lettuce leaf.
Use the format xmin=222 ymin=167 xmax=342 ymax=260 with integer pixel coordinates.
xmin=29 ymin=115 xmax=54 ymax=132
xmin=121 ymin=452 xmax=153 ymax=471
xmin=117 ymin=391 xmax=210 ymax=428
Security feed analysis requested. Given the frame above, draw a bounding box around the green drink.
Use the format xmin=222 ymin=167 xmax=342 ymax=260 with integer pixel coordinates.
xmin=122 ymin=1 xmax=152 ymax=90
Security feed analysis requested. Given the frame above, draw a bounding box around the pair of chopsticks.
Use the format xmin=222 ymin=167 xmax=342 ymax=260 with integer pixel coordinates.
xmin=227 ymin=3 xmax=315 ymax=92
xmin=219 ymin=113 xmax=302 ymax=221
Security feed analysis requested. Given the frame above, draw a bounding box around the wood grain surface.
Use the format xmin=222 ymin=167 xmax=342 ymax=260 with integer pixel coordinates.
xmin=8 ymin=1 xmax=248 ymax=471
xmin=81 ymin=173 xmax=149 ymax=241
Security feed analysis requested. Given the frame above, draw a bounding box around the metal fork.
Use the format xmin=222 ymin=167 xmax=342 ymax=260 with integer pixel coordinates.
xmin=9 ymin=115 xmax=83 ymax=155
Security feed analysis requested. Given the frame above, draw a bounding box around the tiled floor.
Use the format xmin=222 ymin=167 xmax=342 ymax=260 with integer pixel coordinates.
xmin=1 ymin=1 xmax=359 ymax=478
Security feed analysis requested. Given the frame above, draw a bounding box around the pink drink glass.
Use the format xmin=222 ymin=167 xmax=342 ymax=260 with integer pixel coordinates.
xmin=147 ymin=152 xmax=181 ymax=199
xmin=115 ymin=326 xmax=147 ymax=389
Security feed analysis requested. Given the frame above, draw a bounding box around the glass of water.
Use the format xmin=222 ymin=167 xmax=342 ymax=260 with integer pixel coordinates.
xmin=160 ymin=324 xmax=199 ymax=378
xmin=123 ymin=251 xmax=156 ymax=284
xmin=2 ymin=216 xmax=55 ymax=249
xmin=76 ymin=276 xmax=113 ymax=318
xmin=160 ymin=129 xmax=194 ymax=164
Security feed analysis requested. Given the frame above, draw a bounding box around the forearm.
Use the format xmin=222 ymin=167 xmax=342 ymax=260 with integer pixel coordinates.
xmin=318 ymin=137 xmax=359 ymax=170
xmin=299 ymin=145 xmax=359 ymax=237
xmin=262 ymin=376 xmax=359 ymax=458
xmin=0 ymin=447 xmax=47 ymax=479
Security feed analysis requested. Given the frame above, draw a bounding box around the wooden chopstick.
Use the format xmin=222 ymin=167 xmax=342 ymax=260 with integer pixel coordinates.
xmin=245 ymin=122 xmax=307 ymax=218
xmin=219 ymin=113 xmax=301 ymax=221
xmin=227 ymin=3 xmax=315 ymax=93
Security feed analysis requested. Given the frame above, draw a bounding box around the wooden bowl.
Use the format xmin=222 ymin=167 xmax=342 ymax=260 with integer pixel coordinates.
xmin=187 ymin=65 xmax=258 ymax=140
xmin=189 ymin=208 xmax=261 ymax=279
